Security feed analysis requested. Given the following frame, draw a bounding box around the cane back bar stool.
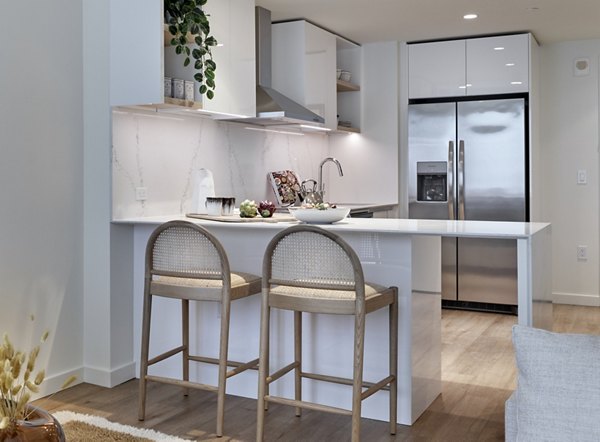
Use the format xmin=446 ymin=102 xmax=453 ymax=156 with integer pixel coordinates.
xmin=138 ymin=220 xmax=261 ymax=437
xmin=257 ymin=225 xmax=398 ymax=442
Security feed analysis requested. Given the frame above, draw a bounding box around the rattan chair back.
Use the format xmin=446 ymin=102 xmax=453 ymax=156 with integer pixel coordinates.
xmin=264 ymin=225 xmax=366 ymax=299
xmin=145 ymin=220 xmax=231 ymax=287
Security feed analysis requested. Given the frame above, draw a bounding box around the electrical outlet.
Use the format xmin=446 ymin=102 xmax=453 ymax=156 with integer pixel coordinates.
xmin=577 ymin=245 xmax=588 ymax=261
xmin=135 ymin=187 xmax=148 ymax=201
xmin=577 ymin=169 xmax=587 ymax=185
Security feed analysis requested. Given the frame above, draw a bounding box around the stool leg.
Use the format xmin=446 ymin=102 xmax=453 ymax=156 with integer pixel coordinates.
xmin=294 ymin=310 xmax=302 ymax=417
xmin=182 ymin=299 xmax=190 ymax=397
xmin=256 ymin=292 xmax=271 ymax=442
xmin=138 ymin=287 xmax=152 ymax=421
xmin=389 ymin=292 xmax=398 ymax=435
xmin=351 ymin=310 xmax=366 ymax=442
xmin=216 ymin=299 xmax=231 ymax=437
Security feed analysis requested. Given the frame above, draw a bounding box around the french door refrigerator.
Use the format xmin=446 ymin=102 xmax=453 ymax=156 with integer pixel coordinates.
xmin=408 ymin=97 xmax=528 ymax=310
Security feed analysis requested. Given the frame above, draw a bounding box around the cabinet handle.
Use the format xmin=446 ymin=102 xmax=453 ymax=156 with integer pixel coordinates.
xmin=448 ymin=141 xmax=455 ymax=220
xmin=458 ymin=140 xmax=465 ymax=220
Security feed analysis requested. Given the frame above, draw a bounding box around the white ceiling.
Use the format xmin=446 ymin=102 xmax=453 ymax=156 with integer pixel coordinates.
xmin=254 ymin=0 xmax=600 ymax=45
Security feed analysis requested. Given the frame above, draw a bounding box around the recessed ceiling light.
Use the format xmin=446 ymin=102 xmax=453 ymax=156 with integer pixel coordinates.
xmin=463 ymin=13 xmax=478 ymax=20
xmin=506 ymin=63 xmax=516 ymax=66
xmin=494 ymin=47 xmax=505 ymax=51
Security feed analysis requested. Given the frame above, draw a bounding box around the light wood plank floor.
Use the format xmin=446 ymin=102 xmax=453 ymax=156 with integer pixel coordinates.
xmin=35 ymin=305 xmax=600 ymax=441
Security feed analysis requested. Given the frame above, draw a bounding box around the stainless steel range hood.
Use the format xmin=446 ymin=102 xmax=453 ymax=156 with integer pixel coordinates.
xmin=225 ymin=7 xmax=325 ymax=126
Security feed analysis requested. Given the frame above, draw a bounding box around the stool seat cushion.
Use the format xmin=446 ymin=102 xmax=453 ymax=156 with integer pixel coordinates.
xmin=270 ymin=282 xmax=388 ymax=300
xmin=151 ymin=272 xmax=261 ymax=301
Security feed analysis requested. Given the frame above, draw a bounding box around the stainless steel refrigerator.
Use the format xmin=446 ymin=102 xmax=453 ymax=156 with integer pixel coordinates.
xmin=408 ymin=98 xmax=527 ymax=309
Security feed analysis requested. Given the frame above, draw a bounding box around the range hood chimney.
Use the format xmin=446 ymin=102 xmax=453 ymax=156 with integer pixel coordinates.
xmin=225 ymin=7 xmax=325 ymax=126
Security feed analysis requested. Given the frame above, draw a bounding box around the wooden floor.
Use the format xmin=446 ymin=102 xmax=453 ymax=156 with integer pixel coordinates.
xmin=35 ymin=305 xmax=600 ymax=441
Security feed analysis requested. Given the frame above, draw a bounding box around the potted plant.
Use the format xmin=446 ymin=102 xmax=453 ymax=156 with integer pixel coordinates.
xmin=0 ymin=327 xmax=76 ymax=440
xmin=165 ymin=0 xmax=218 ymax=100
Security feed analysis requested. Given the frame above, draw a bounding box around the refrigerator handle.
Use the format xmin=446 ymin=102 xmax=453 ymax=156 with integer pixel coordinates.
xmin=458 ymin=140 xmax=466 ymax=220
xmin=447 ymin=141 xmax=455 ymax=220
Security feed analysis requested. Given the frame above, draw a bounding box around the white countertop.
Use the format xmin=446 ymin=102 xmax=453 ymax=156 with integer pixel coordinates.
xmin=114 ymin=214 xmax=550 ymax=239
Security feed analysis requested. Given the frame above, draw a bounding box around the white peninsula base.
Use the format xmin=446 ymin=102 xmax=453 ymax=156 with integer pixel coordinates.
xmin=122 ymin=217 xmax=551 ymax=426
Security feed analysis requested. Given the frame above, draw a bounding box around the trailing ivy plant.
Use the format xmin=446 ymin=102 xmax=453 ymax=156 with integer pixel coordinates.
xmin=165 ymin=0 xmax=218 ymax=100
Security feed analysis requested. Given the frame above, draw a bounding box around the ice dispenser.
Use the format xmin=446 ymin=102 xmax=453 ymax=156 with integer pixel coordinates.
xmin=417 ymin=162 xmax=447 ymax=202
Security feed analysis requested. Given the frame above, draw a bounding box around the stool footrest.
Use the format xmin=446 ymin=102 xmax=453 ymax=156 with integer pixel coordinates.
xmin=226 ymin=358 xmax=259 ymax=378
xmin=189 ymin=355 xmax=259 ymax=372
xmin=145 ymin=375 xmax=218 ymax=392
xmin=267 ymin=362 xmax=299 ymax=384
xmin=361 ymin=375 xmax=395 ymax=401
xmin=265 ymin=395 xmax=352 ymax=416
xmin=302 ymin=371 xmax=391 ymax=392
xmin=147 ymin=346 xmax=186 ymax=366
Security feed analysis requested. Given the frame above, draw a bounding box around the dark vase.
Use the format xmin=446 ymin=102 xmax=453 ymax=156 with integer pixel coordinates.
xmin=0 ymin=406 xmax=64 ymax=442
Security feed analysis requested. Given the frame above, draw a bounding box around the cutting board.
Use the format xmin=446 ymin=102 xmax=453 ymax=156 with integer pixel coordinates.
xmin=186 ymin=213 xmax=297 ymax=223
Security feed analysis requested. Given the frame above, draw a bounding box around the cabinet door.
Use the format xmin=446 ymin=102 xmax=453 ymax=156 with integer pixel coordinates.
xmin=466 ymin=34 xmax=529 ymax=95
xmin=110 ymin=0 xmax=163 ymax=106
xmin=409 ymin=40 xmax=466 ymax=99
xmin=164 ymin=0 xmax=256 ymax=117
xmin=203 ymin=0 xmax=255 ymax=116
xmin=303 ymin=22 xmax=337 ymax=130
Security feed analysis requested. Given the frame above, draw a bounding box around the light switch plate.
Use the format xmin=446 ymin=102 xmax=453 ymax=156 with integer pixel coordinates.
xmin=577 ymin=169 xmax=587 ymax=185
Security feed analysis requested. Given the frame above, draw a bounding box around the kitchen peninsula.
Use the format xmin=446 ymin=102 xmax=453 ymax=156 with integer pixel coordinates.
xmin=116 ymin=215 xmax=551 ymax=425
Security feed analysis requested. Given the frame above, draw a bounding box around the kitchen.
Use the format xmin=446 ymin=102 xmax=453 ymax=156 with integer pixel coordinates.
xmin=1 ymin=0 xmax=599 ymax=440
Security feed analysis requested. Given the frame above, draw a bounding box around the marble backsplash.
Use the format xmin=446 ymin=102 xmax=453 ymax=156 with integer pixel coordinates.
xmin=112 ymin=109 xmax=331 ymax=219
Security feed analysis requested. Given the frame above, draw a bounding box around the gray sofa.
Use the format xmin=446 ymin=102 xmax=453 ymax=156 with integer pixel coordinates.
xmin=506 ymin=325 xmax=600 ymax=441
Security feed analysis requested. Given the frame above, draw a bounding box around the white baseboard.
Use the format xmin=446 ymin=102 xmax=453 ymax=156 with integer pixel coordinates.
xmin=36 ymin=366 xmax=85 ymax=399
xmin=84 ymin=361 xmax=136 ymax=388
xmin=553 ymin=292 xmax=600 ymax=307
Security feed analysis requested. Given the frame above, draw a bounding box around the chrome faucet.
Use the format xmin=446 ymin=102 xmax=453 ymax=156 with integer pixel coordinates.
xmin=318 ymin=157 xmax=344 ymax=195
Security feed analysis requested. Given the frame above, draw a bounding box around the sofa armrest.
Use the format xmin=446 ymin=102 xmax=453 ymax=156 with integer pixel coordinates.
xmin=505 ymin=391 xmax=517 ymax=442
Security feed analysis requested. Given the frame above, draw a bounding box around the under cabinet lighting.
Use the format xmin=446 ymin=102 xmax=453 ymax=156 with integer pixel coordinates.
xmin=506 ymin=63 xmax=516 ymax=66
xmin=463 ymin=13 xmax=478 ymax=19
xmin=187 ymin=109 xmax=250 ymax=119
xmin=299 ymin=124 xmax=331 ymax=132
xmin=244 ymin=126 xmax=304 ymax=136
xmin=458 ymin=83 xmax=472 ymax=89
xmin=494 ymin=47 xmax=505 ymax=51
xmin=510 ymin=81 xmax=523 ymax=85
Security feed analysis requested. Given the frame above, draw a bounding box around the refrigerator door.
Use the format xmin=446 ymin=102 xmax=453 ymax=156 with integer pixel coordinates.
xmin=408 ymin=102 xmax=458 ymax=301
xmin=408 ymin=102 xmax=456 ymax=220
xmin=457 ymin=98 xmax=527 ymax=222
xmin=456 ymin=98 xmax=526 ymax=305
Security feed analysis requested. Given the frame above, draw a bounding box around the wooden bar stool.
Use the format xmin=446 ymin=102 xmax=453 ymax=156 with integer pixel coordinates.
xmin=257 ymin=225 xmax=398 ymax=442
xmin=138 ymin=220 xmax=261 ymax=437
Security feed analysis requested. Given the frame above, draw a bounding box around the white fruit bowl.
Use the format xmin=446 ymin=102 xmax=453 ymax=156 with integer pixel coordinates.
xmin=288 ymin=207 xmax=350 ymax=224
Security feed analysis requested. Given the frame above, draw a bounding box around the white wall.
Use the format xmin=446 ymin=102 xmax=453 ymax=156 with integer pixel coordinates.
xmin=0 ymin=0 xmax=84 ymax=393
xmin=540 ymin=39 xmax=600 ymax=305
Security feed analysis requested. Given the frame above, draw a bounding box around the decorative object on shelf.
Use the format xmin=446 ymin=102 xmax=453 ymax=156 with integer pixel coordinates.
xmin=0 ymin=322 xmax=76 ymax=441
xmin=172 ymin=78 xmax=185 ymax=99
xmin=340 ymin=70 xmax=352 ymax=82
xmin=164 ymin=0 xmax=218 ymax=100
xmin=184 ymin=80 xmax=195 ymax=101
xmin=163 ymin=77 xmax=173 ymax=98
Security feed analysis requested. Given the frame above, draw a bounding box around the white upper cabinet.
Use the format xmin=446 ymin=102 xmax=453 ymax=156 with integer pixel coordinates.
xmin=110 ymin=0 xmax=163 ymax=106
xmin=466 ymin=34 xmax=529 ymax=95
xmin=409 ymin=34 xmax=532 ymax=99
xmin=164 ymin=0 xmax=256 ymax=117
xmin=272 ymin=21 xmax=337 ymax=130
xmin=408 ymin=39 xmax=466 ymax=99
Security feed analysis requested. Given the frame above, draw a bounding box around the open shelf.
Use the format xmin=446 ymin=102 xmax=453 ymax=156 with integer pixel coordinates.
xmin=336 ymin=79 xmax=360 ymax=92
xmin=336 ymin=125 xmax=360 ymax=134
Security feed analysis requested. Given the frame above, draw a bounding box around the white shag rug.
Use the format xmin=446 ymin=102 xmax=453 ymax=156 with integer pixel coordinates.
xmin=53 ymin=410 xmax=188 ymax=442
